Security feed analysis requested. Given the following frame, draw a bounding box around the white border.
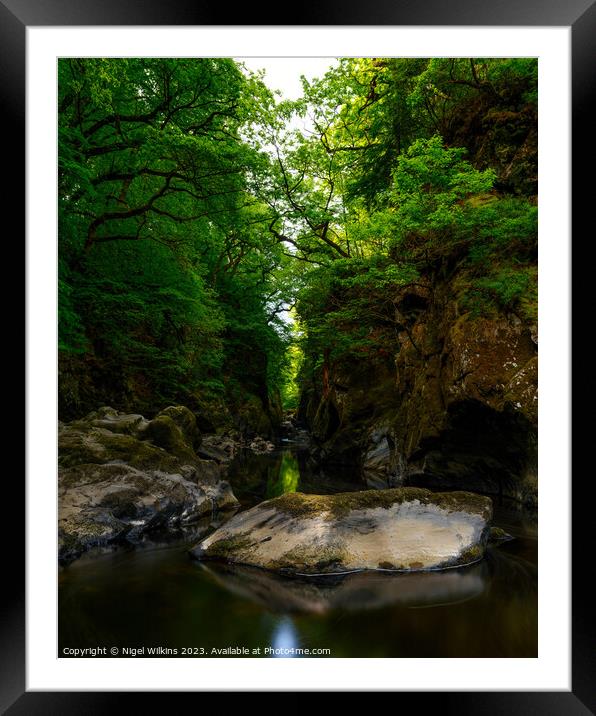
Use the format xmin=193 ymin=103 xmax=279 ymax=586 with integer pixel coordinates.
xmin=27 ymin=27 xmax=570 ymax=691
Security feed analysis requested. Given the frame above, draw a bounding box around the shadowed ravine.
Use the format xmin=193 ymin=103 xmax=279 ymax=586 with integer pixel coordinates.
xmin=57 ymin=57 xmax=539 ymax=660
xmin=59 ymin=446 xmax=537 ymax=658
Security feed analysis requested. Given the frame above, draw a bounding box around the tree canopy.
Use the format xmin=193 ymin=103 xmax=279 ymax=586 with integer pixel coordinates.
xmin=58 ymin=57 xmax=537 ymax=423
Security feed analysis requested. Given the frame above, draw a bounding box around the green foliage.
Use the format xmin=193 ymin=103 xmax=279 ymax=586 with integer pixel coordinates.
xmin=77 ymin=240 xmax=225 ymax=407
xmin=390 ymin=136 xmax=496 ymax=241
xmin=279 ymin=341 xmax=303 ymax=411
xmin=466 ymin=198 xmax=537 ymax=264
xmin=58 ymin=56 xmax=538 ymax=424
xmin=283 ymin=57 xmax=537 ymax=396
xmin=464 ymin=266 xmax=537 ymax=321
xmin=58 ymin=58 xmax=292 ymax=419
xmin=58 ymin=271 xmax=87 ymax=353
xmin=297 ymin=257 xmax=419 ymax=368
xmin=474 ymin=268 xmax=532 ymax=309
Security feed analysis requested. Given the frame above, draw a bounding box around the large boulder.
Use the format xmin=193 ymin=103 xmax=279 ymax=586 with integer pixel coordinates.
xmin=137 ymin=414 xmax=195 ymax=461
xmin=154 ymin=405 xmax=202 ymax=451
xmin=191 ymin=487 xmax=492 ymax=575
xmin=59 ymin=407 xmax=238 ymax=563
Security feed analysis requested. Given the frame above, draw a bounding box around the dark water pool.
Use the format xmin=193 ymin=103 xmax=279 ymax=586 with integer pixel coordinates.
xmin=59 ymin=448 xmax=537 ymax=658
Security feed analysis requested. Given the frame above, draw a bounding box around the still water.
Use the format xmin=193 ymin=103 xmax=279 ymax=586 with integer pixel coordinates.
xmin=59 ymin=447 xmax=537 ymax=657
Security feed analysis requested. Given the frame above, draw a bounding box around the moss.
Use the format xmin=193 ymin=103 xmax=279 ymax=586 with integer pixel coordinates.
xmin=426 ymin=491 xmax=493 ymax=521
xmin=59 ymin=462 xmax=133 ymax=488
xmin=81 ymin=406 xmax=119 ymax=422
xmin=489 ymin=526 xmax=514 ymax=543
xmin=63 ymin=517 xmax=116 ymax=540
xmin=314 ymin=558 xmax=343 ymax=572
xmin=457 ymin=543 xmax=485 ymax=564
xmin=265 ymin=492 xmax=330 ymax=519
xmin=232 ymin=393 xmax=274 ymax=437
xmin=268 ymin=544 xmax=346 ymax=574
xmin=59 ymin=428 xmax=186 ymax=472
xmin=139 ymin=415 xmax=196 ymax=461
xmin=58 ymin=434 xmax=105 ymax=468
xmin=206 ymin=534 xmax=254 ymax=559
xmin=378 ymin=561 xmax=396 ymax=570
xmin=157 ymin=406 xmax=201 ymax=450
xmin=267 ymin=487 xmax=492 ymax=521
xmin=83 ymin=522 xmax=113 ymax=537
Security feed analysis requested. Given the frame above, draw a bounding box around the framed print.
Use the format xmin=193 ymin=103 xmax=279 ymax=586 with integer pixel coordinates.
xmin=10 ymin=0 xmax=593 ymax=710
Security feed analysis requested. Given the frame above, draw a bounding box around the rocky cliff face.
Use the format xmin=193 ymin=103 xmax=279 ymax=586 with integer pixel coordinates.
xmin=299 ymin=271 xmax=537 ymax=506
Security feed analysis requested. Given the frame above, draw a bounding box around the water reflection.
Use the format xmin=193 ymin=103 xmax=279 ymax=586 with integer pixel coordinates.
xmin=271 ymin=617 xmax=300 ymax=658
xmin=198 ymin=559 xmax=488 ymax=614
xmin=59 ymin=528 xmax=537 ymax=657
xmin=59 ymin=445 xmax=538 ymax=657
xmin=266 ymin=452 xmax=300 ymax=498
xmin=227 ymin=448 xmax=366 ymax=508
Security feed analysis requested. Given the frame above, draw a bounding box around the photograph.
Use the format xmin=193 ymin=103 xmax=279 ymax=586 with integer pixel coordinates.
xmin=4 ymin=0 xmax=589 ymax=702
xmin=56 ymin=55 xmax=539 ymax=659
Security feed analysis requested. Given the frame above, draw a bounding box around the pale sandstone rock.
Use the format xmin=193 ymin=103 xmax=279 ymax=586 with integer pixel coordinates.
xmin=191 ymin=487 xmax=492 ymax=575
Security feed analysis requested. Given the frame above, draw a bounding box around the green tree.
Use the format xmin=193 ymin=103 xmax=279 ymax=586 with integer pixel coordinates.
xmin=58 ymin=58 xmax=292 ymax=422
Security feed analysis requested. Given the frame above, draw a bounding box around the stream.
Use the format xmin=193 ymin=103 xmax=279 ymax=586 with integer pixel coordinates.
xmin=59 ymin=444 xmax=537 ymax=658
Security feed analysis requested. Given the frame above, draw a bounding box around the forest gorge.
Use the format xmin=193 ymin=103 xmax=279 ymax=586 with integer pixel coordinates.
xmin=58 ymin=57 xmax=538 ymax=532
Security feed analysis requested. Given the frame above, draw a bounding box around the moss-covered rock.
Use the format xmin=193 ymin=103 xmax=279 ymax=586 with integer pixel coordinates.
xmin=489 ymin=526 xmax=514 ymax=543
xmin=138 ymin=415 xmax=196 ymax=461
xmin=156 ymin=406 xmax=201 ymax=450
xmin=191 ymin=487 xmax=493 ymax=575
xmin=233 ymin=394 xmax=275 ymax=437
xmin=58 ymin=407 xmax=239 ymax=564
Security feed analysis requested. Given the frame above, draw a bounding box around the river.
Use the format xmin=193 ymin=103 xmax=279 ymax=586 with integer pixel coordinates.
xmin=59 ymin=444 xmax=537 ymax=658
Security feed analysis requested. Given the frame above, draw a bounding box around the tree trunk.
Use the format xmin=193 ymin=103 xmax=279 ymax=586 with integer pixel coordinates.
xmin=322 ymin=348 xmax=331 ymax=399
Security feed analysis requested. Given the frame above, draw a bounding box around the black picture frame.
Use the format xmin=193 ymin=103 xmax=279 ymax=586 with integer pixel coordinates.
xmin=10 ymin=0 xmax=594 ymax=710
